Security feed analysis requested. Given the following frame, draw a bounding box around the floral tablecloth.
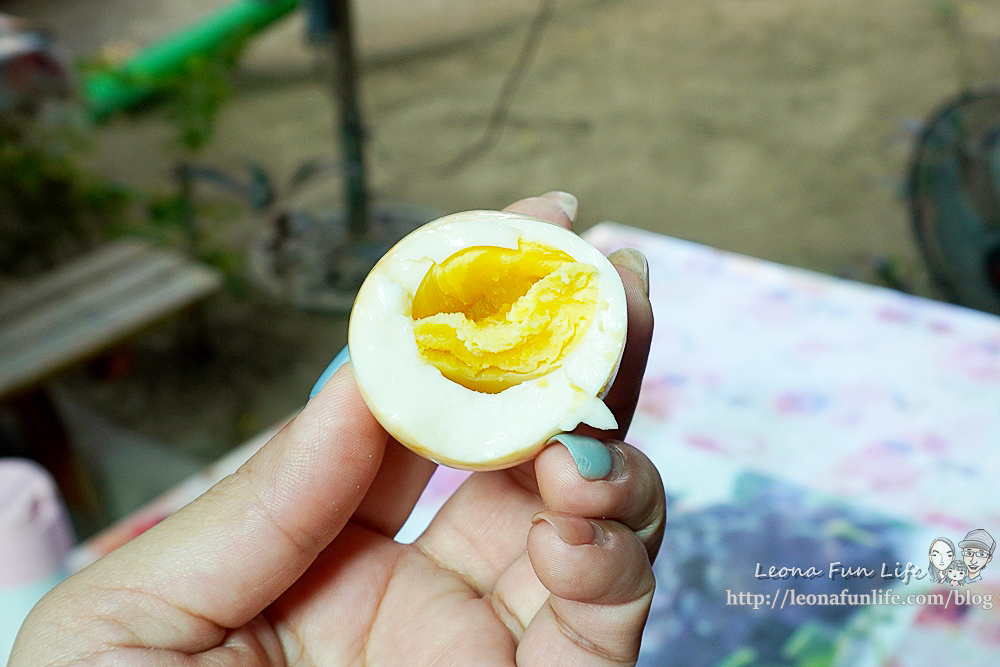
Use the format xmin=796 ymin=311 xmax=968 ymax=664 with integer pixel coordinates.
xmin=74 ymin=223 xmax=1000 ymax=666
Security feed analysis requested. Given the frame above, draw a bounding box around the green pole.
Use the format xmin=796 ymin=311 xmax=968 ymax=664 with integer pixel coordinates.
xmin=84 ymin=0 xmax=299 ymax=121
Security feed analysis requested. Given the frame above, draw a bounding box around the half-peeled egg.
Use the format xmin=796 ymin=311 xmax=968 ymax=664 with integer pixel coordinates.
xmin=348 ymin=209 xmax=627 ymax=470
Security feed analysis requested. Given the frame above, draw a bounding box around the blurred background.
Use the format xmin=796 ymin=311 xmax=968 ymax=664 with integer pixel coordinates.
xmin=0 ymin=0 xmax=999 ymax=537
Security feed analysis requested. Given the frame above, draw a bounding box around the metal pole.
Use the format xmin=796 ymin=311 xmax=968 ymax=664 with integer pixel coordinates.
xmin=328 ymin=0 xmax=370 ymax=238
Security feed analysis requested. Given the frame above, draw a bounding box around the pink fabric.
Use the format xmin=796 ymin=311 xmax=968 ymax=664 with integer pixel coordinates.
xmin=0 ymin=459 xmax=72 ymax=587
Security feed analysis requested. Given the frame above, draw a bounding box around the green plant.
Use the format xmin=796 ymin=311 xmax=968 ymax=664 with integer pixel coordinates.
xmin=0 ymin=114 xmax=129 ymax=276
xmin=91 ymin=33 xmax=253 ymax=291
xmin=159 ymin=35 xmax=248 ymax=154
xmin=0 ymin=30 xmax=253 ymax=283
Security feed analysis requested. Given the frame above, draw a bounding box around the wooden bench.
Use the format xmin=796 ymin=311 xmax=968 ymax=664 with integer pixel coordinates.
xmin=0 ymin=239 xmax=222 ymax=398
xmin=0 ymin=239 xmax=223 ymax=522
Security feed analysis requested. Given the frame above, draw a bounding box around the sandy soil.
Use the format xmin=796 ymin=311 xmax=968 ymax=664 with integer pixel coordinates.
xmin=8 ymin=0 xmax=1000 ymax=470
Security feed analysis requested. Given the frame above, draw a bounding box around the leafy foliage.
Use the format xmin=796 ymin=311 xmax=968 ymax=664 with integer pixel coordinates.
xmin=0 ymin=115 xmax=129 ymax=276
xmin=158 ymin=34 xmax=248 ymax=153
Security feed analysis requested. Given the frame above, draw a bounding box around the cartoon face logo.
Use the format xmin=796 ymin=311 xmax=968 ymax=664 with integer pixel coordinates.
xmin=928 ymin=537 xmax=956 ymax=583
xmin=958 ymin=529 xmax=994 ymax=583
xmin=945 ymin=560 xmax=967 ymax=585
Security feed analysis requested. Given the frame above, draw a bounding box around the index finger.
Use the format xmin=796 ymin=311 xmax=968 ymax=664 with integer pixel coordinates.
xmin=503 ymin=191 xmax=578 ymax=229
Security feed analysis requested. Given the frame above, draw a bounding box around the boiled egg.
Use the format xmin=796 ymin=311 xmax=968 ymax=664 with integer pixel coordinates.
xmin=348 ymin=209 xmax=627 ymax=470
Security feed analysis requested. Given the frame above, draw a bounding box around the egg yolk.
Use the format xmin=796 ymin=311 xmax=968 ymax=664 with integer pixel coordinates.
xmin=410 ymin=240 xmax=598 ymax=393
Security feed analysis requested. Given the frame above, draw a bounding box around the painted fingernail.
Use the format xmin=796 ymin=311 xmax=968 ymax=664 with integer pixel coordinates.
xmin=532 ymin=511 xmax=604 ymax=546
xmin=539 ymin=191 xmax=578 ymax=222
xmin=309 ymin=345 xmax=350 ymax=398
xmin=608 ymin=247 xmax=649 ymax=297
xmin=547 ymin=433 xmax=613 ymax=480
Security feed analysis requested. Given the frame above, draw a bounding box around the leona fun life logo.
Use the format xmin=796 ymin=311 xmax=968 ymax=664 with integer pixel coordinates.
xmin=928 ymin=528 xmax=994 ymax=586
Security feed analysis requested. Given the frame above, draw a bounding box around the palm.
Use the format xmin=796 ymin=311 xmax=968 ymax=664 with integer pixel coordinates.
xmin=265 ymin=462 xmax=615 ymax=664
xmin=269 ymin=518 xmax=521 ymax=665
xmin=260 ymin=433 xmax=660 ymax=666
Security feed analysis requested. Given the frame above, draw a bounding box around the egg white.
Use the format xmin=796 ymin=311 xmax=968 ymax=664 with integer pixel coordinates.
xmin=348 ymin=210 xmax=628 ymax=470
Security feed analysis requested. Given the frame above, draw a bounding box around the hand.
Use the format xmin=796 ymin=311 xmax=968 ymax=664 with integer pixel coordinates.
xmin=11 ymin=192 xmax=663 ymax=666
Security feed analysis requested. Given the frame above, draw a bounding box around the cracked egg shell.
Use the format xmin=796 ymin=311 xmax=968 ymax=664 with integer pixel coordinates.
xmin=348 ymin=209 xmax=627 ymax=470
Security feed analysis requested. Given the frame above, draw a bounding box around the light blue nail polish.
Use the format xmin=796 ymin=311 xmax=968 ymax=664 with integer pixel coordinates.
xmin=547 ymin=433 xmax=613 ymax=480
xmin=309 ymin=345 xmax=350 ymax=398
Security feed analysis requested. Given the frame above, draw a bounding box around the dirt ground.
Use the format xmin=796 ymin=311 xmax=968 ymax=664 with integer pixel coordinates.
xmin=8 ymin=1 xmax=1000 ymax=496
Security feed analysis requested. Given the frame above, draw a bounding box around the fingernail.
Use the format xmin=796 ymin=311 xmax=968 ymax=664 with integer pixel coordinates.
xmin=539 ymin=191 xmax=578 ymax=222
xmin=532 ymin=511 xmax=604 ymax=546
xmin=546 ymin=433 xmax=613 ymax=480
xmin=309 ymin=345 xmax=350 ymax=398
xmin=608 ymin=247 xmax=649 ymax=297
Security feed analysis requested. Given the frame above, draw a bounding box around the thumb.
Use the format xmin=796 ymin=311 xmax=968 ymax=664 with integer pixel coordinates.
xmin=38 ymin=364 xmax=387 ymax=646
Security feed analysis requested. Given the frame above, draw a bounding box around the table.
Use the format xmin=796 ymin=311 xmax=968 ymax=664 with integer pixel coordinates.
xmin=74 ymin=223 xmax=1000 ymax=665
